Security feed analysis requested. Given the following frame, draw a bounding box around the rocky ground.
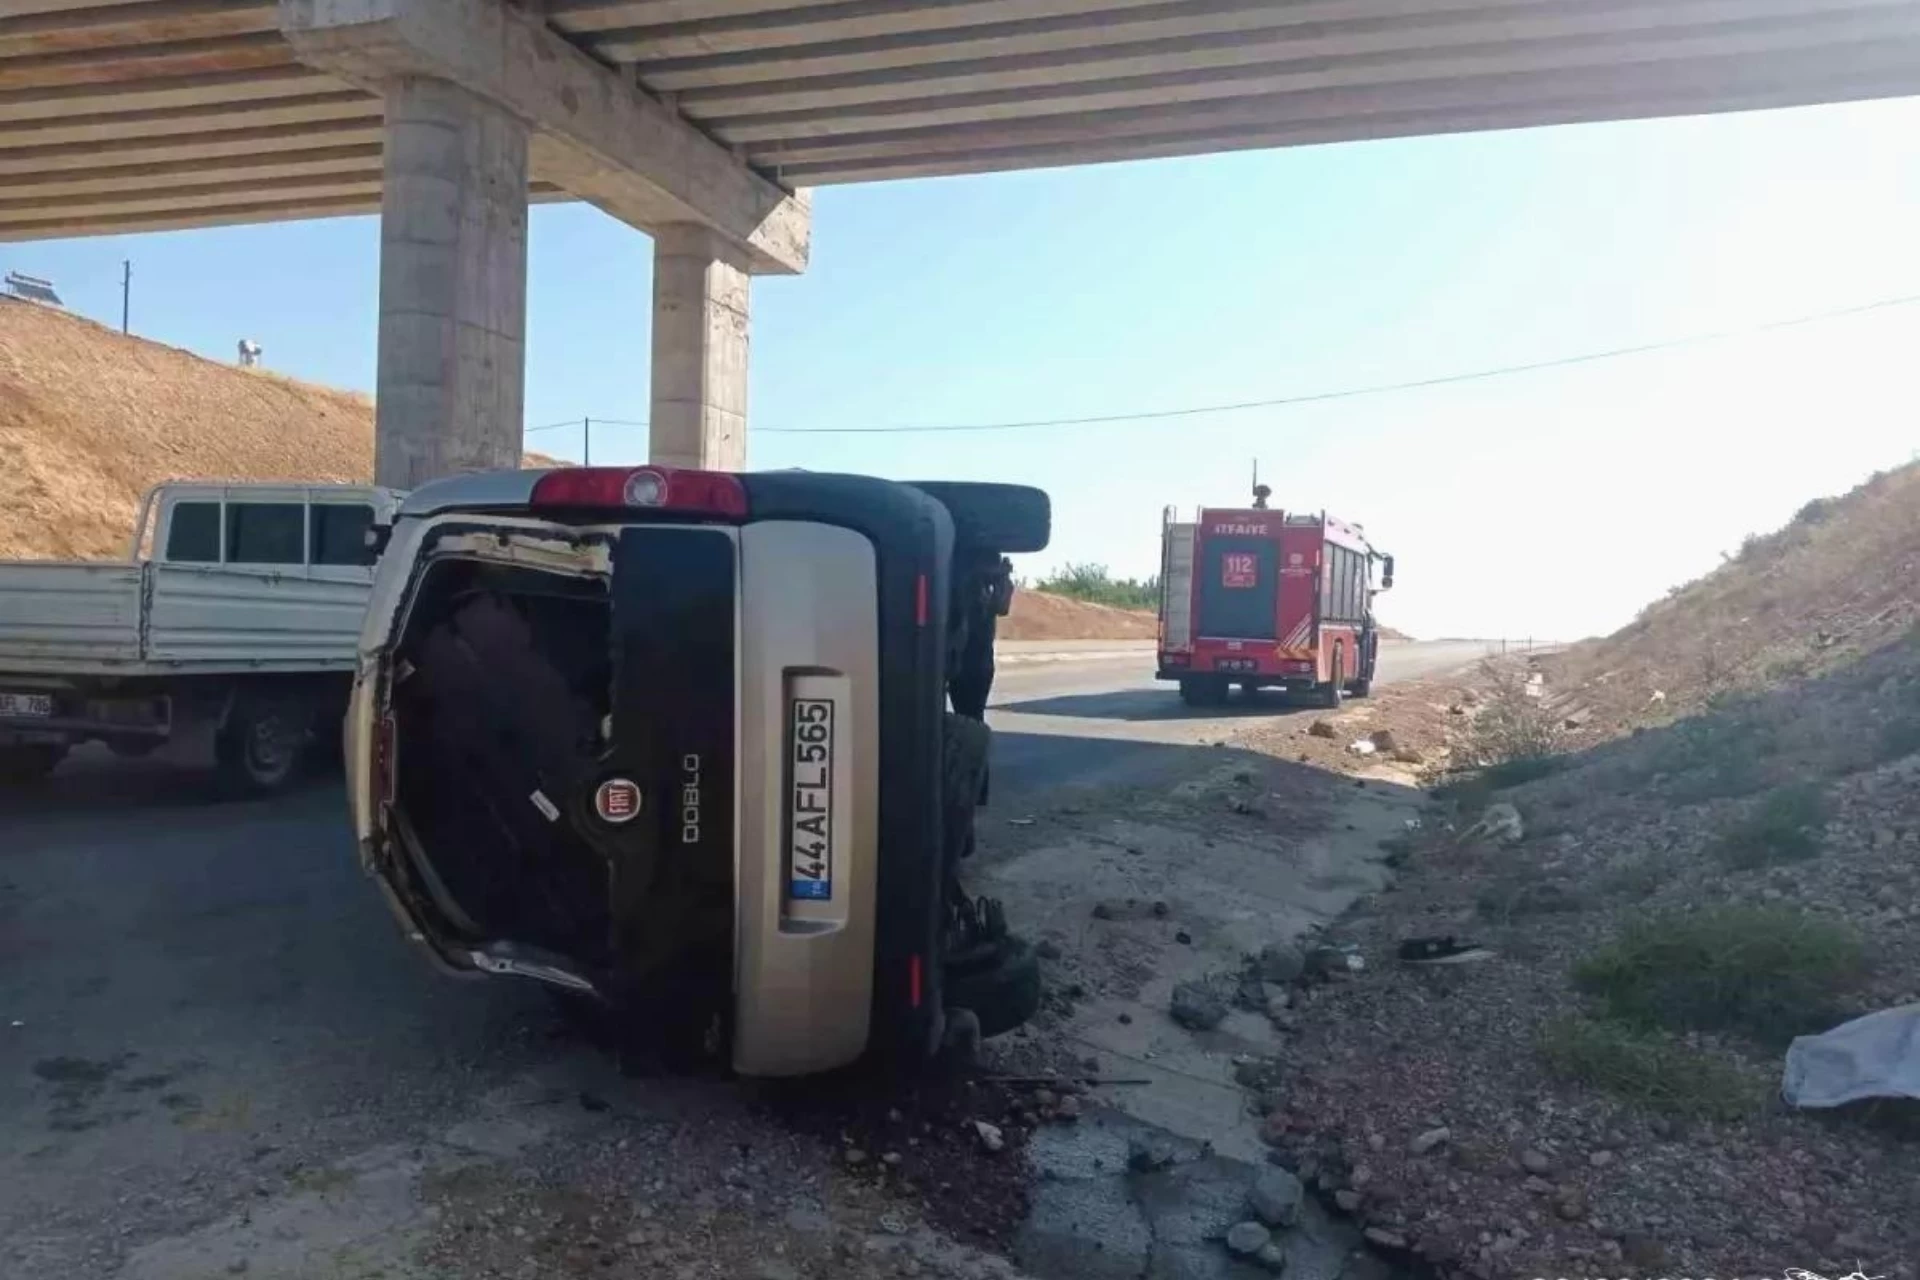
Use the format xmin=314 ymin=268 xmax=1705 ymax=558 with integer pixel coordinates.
xmin=1224 ymin=644 xmax=1920 ymax=1280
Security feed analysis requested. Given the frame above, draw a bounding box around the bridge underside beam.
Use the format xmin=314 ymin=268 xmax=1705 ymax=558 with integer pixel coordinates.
xmin=280 ymin=0 xmax=809 ymax=276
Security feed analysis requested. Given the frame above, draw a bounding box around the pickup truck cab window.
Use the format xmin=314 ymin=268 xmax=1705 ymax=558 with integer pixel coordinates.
xmin=225 ymin=502 xmax=305 ymax=565
xmin=310 ymin=504 xmax=376 ymax=567
xmin=165 ymin=501 xmax=221 ymax=563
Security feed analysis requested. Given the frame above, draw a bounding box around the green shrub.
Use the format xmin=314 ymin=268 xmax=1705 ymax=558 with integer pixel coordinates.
xmin=1572 ymin=905 xmax=1866 ymax=1044
xmin=1034 ymin=563 xmax=1158 ymax=610
xmin=1596 ymin=853 xmax=1680 ymax=901
xmin=1537 ymin=1015 xmax=1763 ymax=1120
xmin=1713 ymin=783 xmax=1829 ymax=869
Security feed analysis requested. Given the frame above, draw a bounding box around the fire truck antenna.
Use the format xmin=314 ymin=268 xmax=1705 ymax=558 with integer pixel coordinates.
xmin=1250 ymin=459 xmax=1270 ymax=509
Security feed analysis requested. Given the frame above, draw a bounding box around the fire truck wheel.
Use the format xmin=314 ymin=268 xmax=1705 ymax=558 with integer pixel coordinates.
xmin=1179 ymin=677 xmax=1227 ymax=707
xmin=1316 ymin=648 xmax=1346 ymax=709
xmin=907 ymin=482 xmax=1051 ymax=555
xmin=1349 ymin=677 xmax=1373 ymax=699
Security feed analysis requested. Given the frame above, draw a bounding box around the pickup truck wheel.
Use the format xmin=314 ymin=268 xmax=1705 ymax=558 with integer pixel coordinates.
xmin=216 ymin=697 xmax=311 ymax=795
xmin=0 ymin=743 xmax=65 ymax=783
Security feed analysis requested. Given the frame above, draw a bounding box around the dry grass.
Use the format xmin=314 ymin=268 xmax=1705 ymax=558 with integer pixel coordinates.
xmin=0 ymin=300 xmax=551 ymax=561
xmin=1555 ymin=460 xmax=1920 ymax=715
xmin=1536 ymin=1015 xmax=1765 ymax=1121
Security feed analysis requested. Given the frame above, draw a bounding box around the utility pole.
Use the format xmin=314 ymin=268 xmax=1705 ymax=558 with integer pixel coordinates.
xmin=120 ymin=260 xmax=131 ymax=334
xmin=583 ymin=416 xmax=591 ymax=465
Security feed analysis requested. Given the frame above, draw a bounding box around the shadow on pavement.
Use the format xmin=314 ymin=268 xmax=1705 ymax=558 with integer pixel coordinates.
xmin=0 ymin=746 xmax=340 ymax=817
xmin=997 ymin=685 xmax=1323 ymax=723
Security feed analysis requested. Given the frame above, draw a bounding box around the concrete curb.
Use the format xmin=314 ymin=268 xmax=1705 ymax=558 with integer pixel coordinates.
xmin=995 ymin=647 xmax=1153 ymax=666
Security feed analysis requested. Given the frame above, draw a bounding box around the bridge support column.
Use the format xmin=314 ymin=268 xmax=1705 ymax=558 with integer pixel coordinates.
xmin=374 ymin=76 xmax=528 ymax=489
xmin=649 ymin=225 xmax=749 ymax=471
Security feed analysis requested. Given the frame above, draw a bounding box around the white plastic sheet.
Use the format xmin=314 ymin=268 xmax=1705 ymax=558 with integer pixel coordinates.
xmin=1781 ymin=1002 xmax=1920 ymax=1108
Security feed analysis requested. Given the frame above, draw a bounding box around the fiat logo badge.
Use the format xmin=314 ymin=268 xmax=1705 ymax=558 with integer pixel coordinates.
xmin=595 ymin=778 xmax=642 ymax=824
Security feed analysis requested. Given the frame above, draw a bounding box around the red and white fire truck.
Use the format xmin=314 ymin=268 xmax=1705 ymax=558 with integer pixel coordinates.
xmin=1156 ymin=489 xmax=1394 ymax=707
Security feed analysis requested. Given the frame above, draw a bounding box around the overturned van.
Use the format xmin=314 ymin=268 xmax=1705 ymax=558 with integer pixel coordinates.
xmin=344 ymin=466 xmax=1049 ymax=1077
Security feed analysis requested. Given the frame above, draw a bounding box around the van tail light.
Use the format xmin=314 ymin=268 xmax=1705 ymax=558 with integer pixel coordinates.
xmin=530 ymin=467 xmax=748 ymax=519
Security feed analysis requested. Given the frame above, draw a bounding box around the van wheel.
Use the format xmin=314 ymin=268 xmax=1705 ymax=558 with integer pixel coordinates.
xmin=216 ymin=696 xmax=311 ymax=795
xmin=0 ymin=743 xmax=65 ymax=783
xmin=907 ymin=482 xmax=1051 ymax=554
xmin=944 ymin=937 xmax=1041 ymax=1040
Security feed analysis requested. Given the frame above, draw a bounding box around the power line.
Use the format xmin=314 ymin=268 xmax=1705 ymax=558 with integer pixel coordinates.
xmin=754 ymin=290 xmax=1920 ymax=436
xmin=518 ymin=289 xmax=1920 ymax=440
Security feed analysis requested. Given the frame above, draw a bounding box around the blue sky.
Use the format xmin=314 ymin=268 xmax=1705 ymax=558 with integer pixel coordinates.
xmin=10 ymin=95 xmax=1920 ymax=640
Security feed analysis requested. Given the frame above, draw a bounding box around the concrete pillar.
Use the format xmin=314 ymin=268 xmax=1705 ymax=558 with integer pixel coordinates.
xmin=650 ymin=225 xmax=749 ymax=471
xmin=374 ymin=76 xmax=528 ymax=489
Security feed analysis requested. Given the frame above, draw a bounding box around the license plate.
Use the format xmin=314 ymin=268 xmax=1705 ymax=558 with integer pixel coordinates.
xmin=787 ymin=697 xmax=835 ymax=901
xmin=0 ymin=692 xmax=53 ymax=718
xmin=1215 ymin=658 xmax=1257 ymax=673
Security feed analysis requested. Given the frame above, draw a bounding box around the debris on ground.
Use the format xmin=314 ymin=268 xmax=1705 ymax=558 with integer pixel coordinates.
xmin=1309 ymin=720 xmax=1338 ymax=739
xmin=1783 ymin=1001 xmax=1920 ymax=1107
xmin=1126 ymin=1133 xmax=1178 ymax=1174
xmin=1455 ymin=801 xmax=1523 ymax=844
xmin=1226 ymin=1220 xmax=1273 ymax=1257
xmin=1247 ymin=1165 xmax=1304 ymax=1227
xmin=1170 ymin=977 xmax=1230 ymax=1031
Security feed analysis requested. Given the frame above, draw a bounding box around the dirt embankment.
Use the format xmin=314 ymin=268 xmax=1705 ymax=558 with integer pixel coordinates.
xmin=0 ymin=300 xmax=550 ymax=561
xmin=1553 ymin=459 xmax=1920 ymax=722
xmin=1217 ymin=461 xmax=1920 ymax=1280
xmin=1001 ymin=590 xmax=1157 ymax=642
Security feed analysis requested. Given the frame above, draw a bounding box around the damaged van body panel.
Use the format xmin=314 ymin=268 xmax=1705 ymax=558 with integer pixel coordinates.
xmin=347 ymin=467 xmax=1049 ymax=1078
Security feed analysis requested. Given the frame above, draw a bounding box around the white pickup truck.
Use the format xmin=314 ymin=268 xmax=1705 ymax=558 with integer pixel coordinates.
xmin=0 ymin=481 xmax=401 ymax=792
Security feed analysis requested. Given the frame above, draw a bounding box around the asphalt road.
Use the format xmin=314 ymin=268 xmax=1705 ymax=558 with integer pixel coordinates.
xmin=0 ymin=638 xmax=1491 ymax=1279
xmin=985 ymin=639 xmax=1498 ymax=800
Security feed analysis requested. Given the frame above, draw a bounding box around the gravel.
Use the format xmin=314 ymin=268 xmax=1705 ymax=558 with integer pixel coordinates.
xmin=1250 ymin=656 xmax=1920 ymax=1280
xmin=1247 ymin=1167 xmax=1304 ymax=1228
xmin=1226 ymin=1221 xmax=1273 ymax=1257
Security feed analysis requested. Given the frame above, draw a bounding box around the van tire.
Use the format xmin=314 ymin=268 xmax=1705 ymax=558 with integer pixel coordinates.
xmin=908 ymin=482 xmax=1051 ymax=554
xmin=944 ymin=936 xmax=1042 ymax=1040
xmin=942 ymin=712 xmax=992 ymax=865
xmin=215 ymin=694 xmax=311 ymax=795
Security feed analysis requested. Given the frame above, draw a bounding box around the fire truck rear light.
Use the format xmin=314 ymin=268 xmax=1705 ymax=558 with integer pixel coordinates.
xmin=530 ymin=466 xmax=748 ymax=519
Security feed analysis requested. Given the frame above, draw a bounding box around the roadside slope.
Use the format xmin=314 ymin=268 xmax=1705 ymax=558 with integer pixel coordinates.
xmin=1557 ymin=459 xmax=1920 ymax=714
xmin=0 ymin=300 xmax=548 ymax=561
xmin=1002 ymin=590 xmax=1156 ymax=642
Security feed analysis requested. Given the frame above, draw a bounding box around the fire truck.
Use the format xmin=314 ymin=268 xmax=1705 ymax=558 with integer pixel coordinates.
xmin=1156 ymin=487 xmax=1394 ymax=708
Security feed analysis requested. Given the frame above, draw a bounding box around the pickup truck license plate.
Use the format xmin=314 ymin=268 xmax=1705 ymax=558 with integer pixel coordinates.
xmin=787 ymin=697 xmax=835 ymax=901
xmin=0 ymin=692 xmax=53 ymax=718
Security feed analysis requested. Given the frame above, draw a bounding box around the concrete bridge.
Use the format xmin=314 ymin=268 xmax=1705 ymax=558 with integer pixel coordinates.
xmin=4 ymin=0 xmax=1917 ymax=483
